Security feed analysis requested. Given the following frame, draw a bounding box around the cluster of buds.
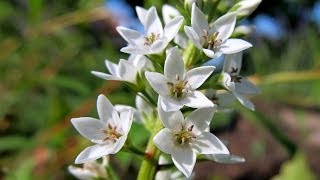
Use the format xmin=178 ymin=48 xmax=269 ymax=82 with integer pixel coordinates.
xmin=69 ymin=0 xmax=261 ymax=179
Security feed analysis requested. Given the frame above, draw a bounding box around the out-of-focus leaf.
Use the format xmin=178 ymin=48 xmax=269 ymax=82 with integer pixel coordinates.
xmin=5 ymin=159 xmax=34 ymax=180
xmin=48 ymin=75 xmax=90 ymax=95
xmin=0 ymin=136 xmax=31 ymax=152
xmin=272 ymin=152 xmax=316 ymax=180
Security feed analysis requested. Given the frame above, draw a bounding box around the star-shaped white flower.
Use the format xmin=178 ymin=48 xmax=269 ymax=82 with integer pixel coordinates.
xmin=145 ymin=47 xmax=215 ymax=112
xmin=68 ymin=156 xmax=109 ymax=180
xmin=71 ymin=95 xmax=133 ymax=164
xmin=153 ymin=101 xmax=229 ymax=177
xmin=91 ymin=55 xmax=151 ymax=84
xmin=221 ymin=51 xmax=260 ymax=110
xmin=184 ymin=4 xmax=252 ymax=59
xmin=117 ymin=6 xmax=183 ymax=55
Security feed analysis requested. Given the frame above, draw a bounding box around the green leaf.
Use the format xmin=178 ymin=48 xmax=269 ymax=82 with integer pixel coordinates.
xmin=0 ymin=136 xmax=31 ymax=152
xmin=272 ymin=152 xmax=316 ymax=180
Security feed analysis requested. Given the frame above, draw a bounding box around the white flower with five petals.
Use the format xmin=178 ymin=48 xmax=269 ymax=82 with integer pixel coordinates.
xmin=145 ymin=47 xmax=214 ymax=112
xmin=153 ymin=101 xmax=229 ymax=177
xmin=117 ymin=6 xmax=183 ymax=55
xmin=71 ymin=94 xmax=133 ymax=164
xmin=184 ymin=4 xmax=252 ymax=58
xmin=221 ymin=51 xmax=260 ymax=110
xmin=91 ymin=55 xmax=151 ymax=84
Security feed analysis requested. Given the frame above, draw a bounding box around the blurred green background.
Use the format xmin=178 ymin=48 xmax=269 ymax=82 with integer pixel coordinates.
xmin=0 ymin=0 xmax=319 ymax=179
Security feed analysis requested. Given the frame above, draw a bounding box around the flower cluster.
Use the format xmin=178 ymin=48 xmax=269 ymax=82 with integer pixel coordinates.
xmin=69 ymin=1 xmax=261 ymax=179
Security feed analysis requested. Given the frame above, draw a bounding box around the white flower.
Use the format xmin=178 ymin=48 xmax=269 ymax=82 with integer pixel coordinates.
xmin=145 ymin=47 xmax=215 ymax=112
xmin=153 ymin=101 xmax=229 ymax=177
xmin=71 ymin=95 xmax=133 ymax=164
xmin=91 ymin=55 xmax=151 ymax=84
xmin=68 ymin=156 xmax=108 ymax=180
xmin=221 ymin=51 xmax=260 ymax=110
xmin=162 ymin=4 xmax=188 ymax=48
xmin=184 ymin=4 xmax=252 ymax=58
xmin=116 ymin=6 xmax=183 ymax=55
xmin=234 ymin=0 xmax=262 ymax=17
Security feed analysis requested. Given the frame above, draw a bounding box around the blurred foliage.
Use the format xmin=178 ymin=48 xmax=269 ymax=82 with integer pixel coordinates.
xmin=273 ymin=152 xmax=316 ymax=180
xmin=0 ymin=0 xmax=319 ymax=179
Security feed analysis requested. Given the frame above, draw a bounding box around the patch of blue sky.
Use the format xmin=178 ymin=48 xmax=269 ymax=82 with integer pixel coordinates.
xmin=253 ymin=14 xmax=285 ymax=40
xmin=311 ymin=1 xmax=320 ymax=26
xmin=203 ymin=55 xmax=225 ymax=73
xmin=105 ymin=0 xmax=143 ymax=32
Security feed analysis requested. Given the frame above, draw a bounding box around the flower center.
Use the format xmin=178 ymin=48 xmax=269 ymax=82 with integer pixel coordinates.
xmin=101 ymin=123 xmax=122 ymax=143
xmin=174 ymin=124 xmax=196 ymax=145
xmin=203 ymin=30 xmax=223 ymax=50
xmin=144 ymin=32 xmax=160 ymax=46
xmin=230 ymin=67 xmax=242 ymax=83
xmin=167 ymin=74 xmax=189 ymax=99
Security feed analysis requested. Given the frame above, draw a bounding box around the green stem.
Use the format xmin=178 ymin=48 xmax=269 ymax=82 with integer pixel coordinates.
xmin=137 ymin=119 xmax=163 ymax=180
xmin=183 ymin=43 xmax=198 ymax=69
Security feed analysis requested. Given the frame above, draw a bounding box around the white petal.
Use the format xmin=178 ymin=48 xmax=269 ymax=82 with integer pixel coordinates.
xmin=235 ymin=78 xmax=260 ymax=95
xmin=184 ymin=91 xmax=214 ymax=109
xmin=202 ymin=48 xmax=219 ymax=59
xmin=219 ymin=39 xmax=252 ymax=54
xmin=116 ymin=26 xmax=144 ymax=46
xmin=185 ymin=108 xmax=214 ymax=135
xmin=105 ymin=60 xmax=119 ymax=76
xmin=158 ymin=98 xmax=184 ymax=130
xmin=164 ymin=16 xmax=184 ymax=42
xmin=136 ymin=6 xmax=148 ymax=26
xmin=186 ymin=66 xmax=215 ymax=90
xmin=108 ymin=135 xmax=127 ymax=154
xmin=91 ymin=71 xmax=121 ymax=81
xmin=184 ymin=26 xmax=203 ymax=49
xmin=191 ymin=3 xmax=208 ymax=37
xmin=233 ymin=92 xmax=255 ymax=111
xmin=97 ymin=94 xmax=120 ymax=124
xmin=119 ymin=59 xmax=137 ymax=83
xmin=75 ymin=144 xmax=111 ymax=164
xmin=174 ymin=32 xmax=188 ymax=48
xmin=145 ymin=7 xmax=163 ymax=36
xmin=145 ymin=72 xmax=170 ymax=96
xmin=206 ymin=154 xmax=245 ymax=164
xmin=160 ymin=96 xmax=184 ymax=112
xmin=215 ymin=91 xmax=236 ymax=106
xmin=191 ymin=132 xmax=229 ymax=154
xmin=135 ymin=94 xmax=153 ymax=116
xmin=68 ymin=166 xmax=96 ymax=180
xmin=71 ymin=117 xmax=105 ymax=142
xmin=164 ymin=47 xmax=185 ymax=81
xmin=212 ymin=13 xmax=236 ymax=41
xmin=120 ymin=46 xmax=149 ymax=55
xmin=172 ymin=148 xmax=196 ymax=178
xmin=119 ymin=110 xmax=133 ymax=134
xmin=150 ymin=38 xmax=168 ymax=54
xmin=223 ymin=52 xmax=243 ymax=73
xmin=153 ymin=128 xmax=176 ymax=155
xmin=221 ymin=72 xmax=235 ymax=91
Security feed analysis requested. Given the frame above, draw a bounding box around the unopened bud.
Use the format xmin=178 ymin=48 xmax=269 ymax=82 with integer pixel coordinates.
xmin=231 ymin=0 xmax=262 ymax=17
